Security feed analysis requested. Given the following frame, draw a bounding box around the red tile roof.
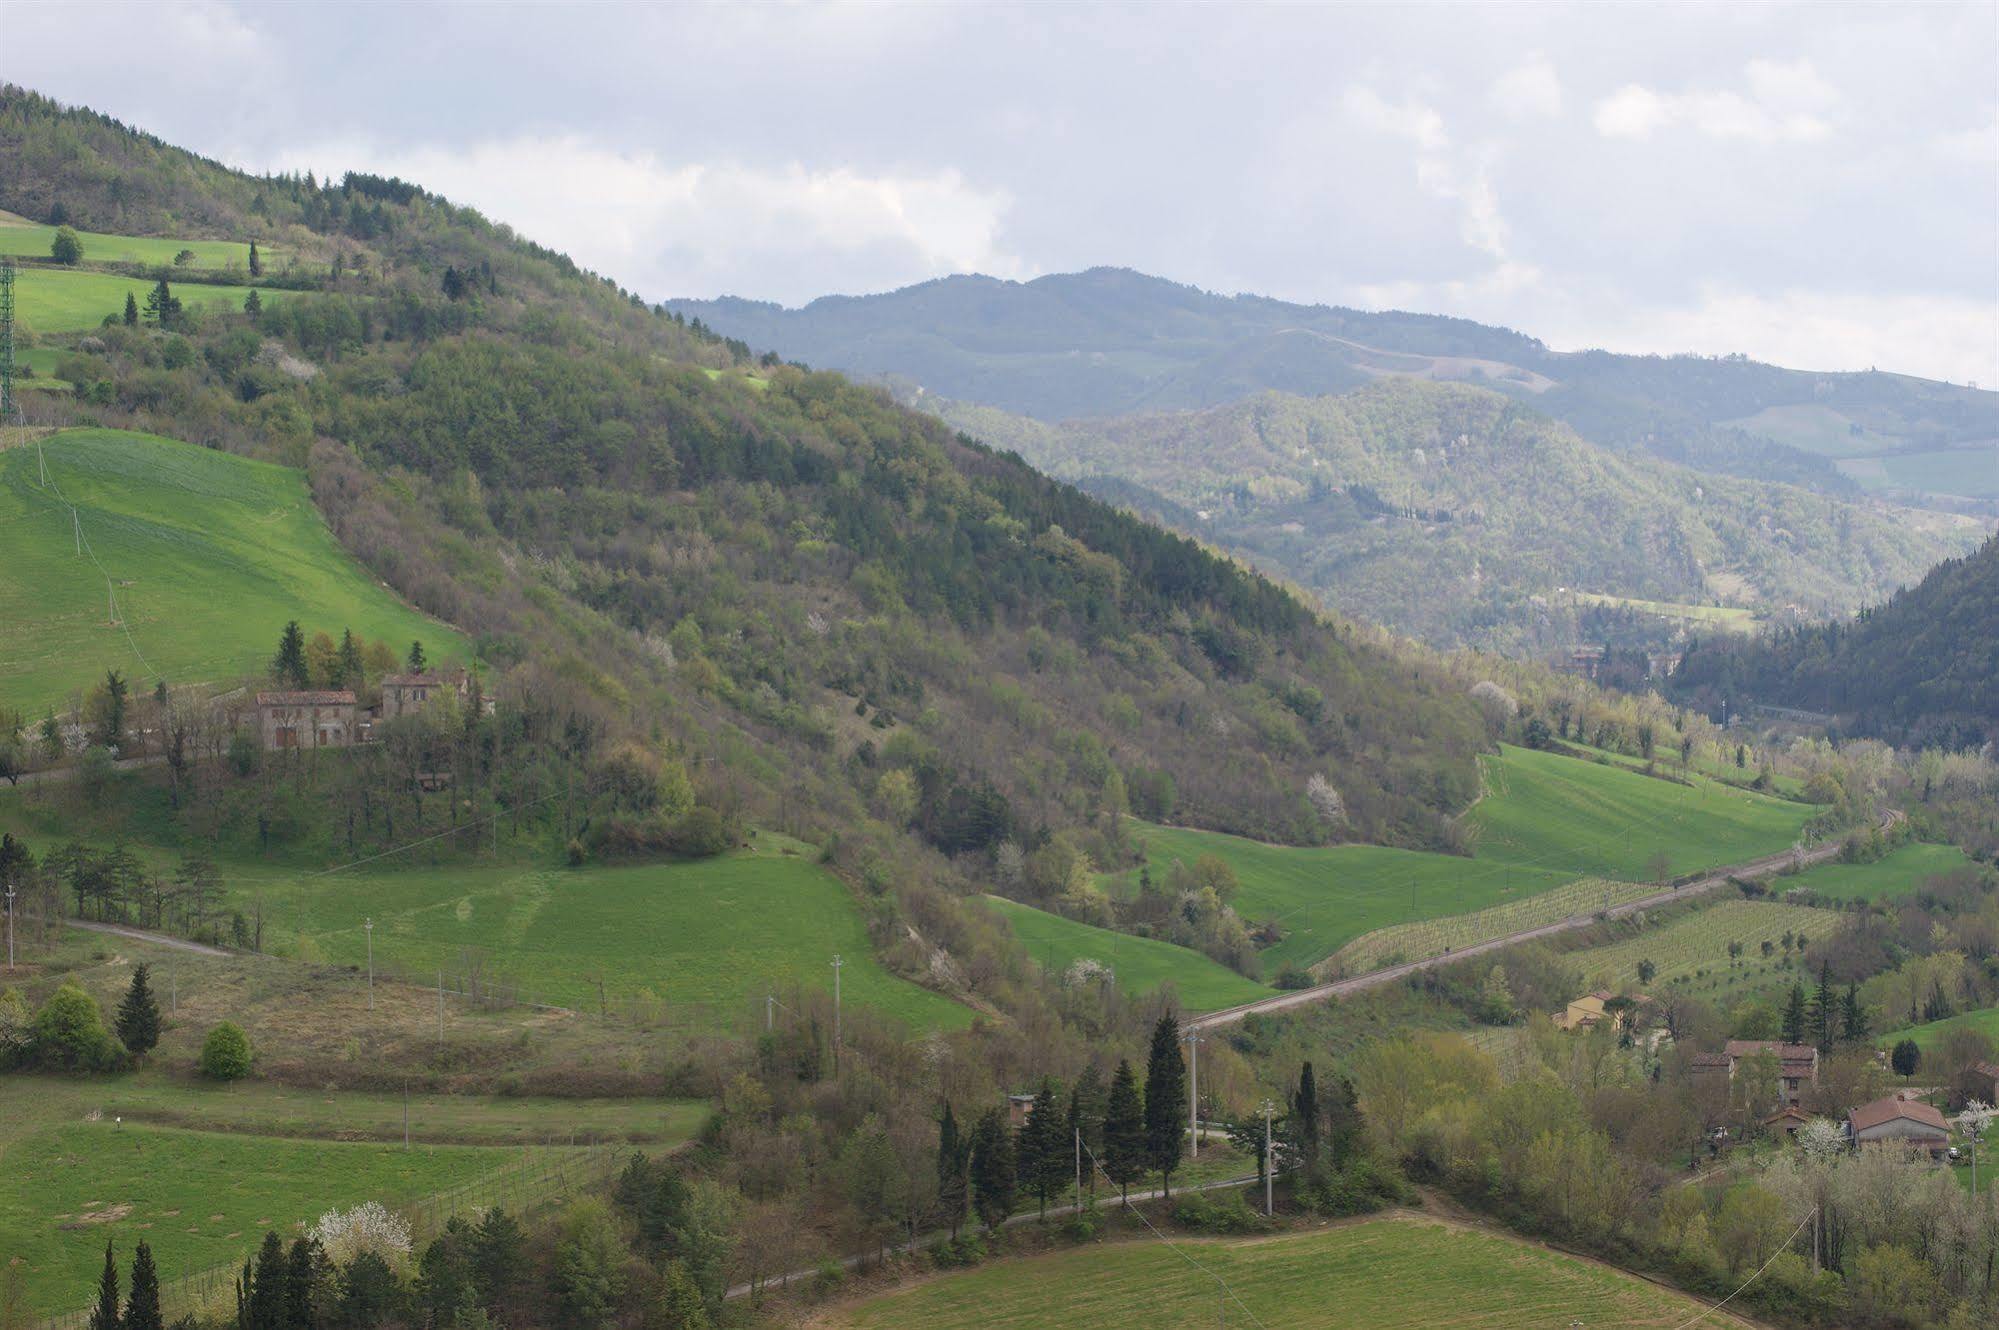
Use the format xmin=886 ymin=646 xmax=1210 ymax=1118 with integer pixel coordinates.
xmin=256 ymin=690 xmax=356 ymax=706
xmin=1847 ymin=1096 xmax=1948 ymax=1136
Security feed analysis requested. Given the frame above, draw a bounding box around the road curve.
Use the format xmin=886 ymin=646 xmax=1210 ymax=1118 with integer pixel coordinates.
xmin=1186 ymin=813 xmax=1898 ymax=1032
xmin=67 ymin=919 xmax=230 ymax=956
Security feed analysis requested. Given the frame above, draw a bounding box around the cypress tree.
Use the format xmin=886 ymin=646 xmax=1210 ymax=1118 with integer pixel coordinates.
xmin=407 ymin=640 xmax=427 ymax=673
xmin=1781 ymin=983 xmax=1808 ymax=1046
xmin=1102 ymin=1058 xmax=1146 ymax=1205
xmin=1066 ymin=1064 xmax=1107 ymax=1198
xmin=247 ymin=1231 xmax=287 ymax=1330
xmin=248 ymin=241 xmax=262 ymax=277
xmin=116 ymin=963 xmax=161 ymax=1059
xmin=123 ymin=291 xmax=139 ymax=326
xmin=968 ymin=1106 xmax=1016 ymax=1232
xmin=935 ymin=1102 xmax=969 ymax=1238
xmin=1811 ymin=961 xmax=1836 ymax=1054
xmin=90 ymin=1241 xmax=120 ymax=1330
xmin=284 ymin=1236 xmax=321 ymax=1329
xmin=1142 ymin=1012 xmax=1186 ymax=1197
xmin=1841 ymin=983 xmax=1868 ymax=1044
xmin=1016 ymin=1077 xmax=1065 ymax=1218
xmin=1291 ymin=1061 xmax=1321 ymax=1177
xmin=124 ymin=1241 xmax=163 ymax=1330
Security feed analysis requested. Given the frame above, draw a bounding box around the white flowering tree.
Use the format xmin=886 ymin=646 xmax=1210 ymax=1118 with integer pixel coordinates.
xmin=1797 ymin=1116 xmax=1847 ymax=1162
xmin=308 ymin=1201 xmax=412 ymax=1266
xmin=1305 ymin=773 xmax=1345 ymax=825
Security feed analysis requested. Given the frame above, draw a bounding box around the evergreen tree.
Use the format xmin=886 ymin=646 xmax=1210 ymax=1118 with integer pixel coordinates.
xmin=1811 ymin=961 xmax=1836 ymax=1054
xmin=1781 ymin=983 xmax=1808 ymax=1046
xmin=967 ymin=1106 xmax=1016 ymax=1232
xmin=1290 ymin=1061 xmax=1321 ymax=1177
xmin=272 ymin=621 xmax=307 ymax=688
xmin=124 ymin=1241 xmax=163 ymax=1330
xmin=1066 ymin=1064 xmax=1107 ymax=1198
xmin=90 ymin=1241 xmax=120 ymax=1330
xmin=441 ymin=266 xmax=466 ymax=300
xmin=142 ymin=278 xmax=181 ymax=329
xmin=116 ymin=963 xmax=160 ymax=1059
xmin=248 ymin=241 xmax=262 ymax=277
xmin=469 ymin=1206 xmax=523 ymax=1311
xmin=123 ymin=291 xmax=139 ymax=326
xmin=1841 ymin=983 xmax=1868 ymax=1044
xmin=1142 ymin=1012 xmax=1186 ymax=1197
xmin=407 ymin=640 xmax=427 ymax=673
xmin=333 ymin=628 xmax=364 ymax=690
xmin=1102 ymin=1057 xmax=1146 ymax=1205
xmin=284 ymin=1236 xmax=324 ymax=1330
xmin=935 ymin=1102 xmax=969 ymax=1238
xmin=1016 ymin=1077 xmax=1066 ymax=1218
xmin=243 ymin=288 xmax=261 ymax=316
xmin=246 ymin=1230 xmax=287 ymax=1330
xmin=1325 ymin=1071 xmax=1363 ymax=1168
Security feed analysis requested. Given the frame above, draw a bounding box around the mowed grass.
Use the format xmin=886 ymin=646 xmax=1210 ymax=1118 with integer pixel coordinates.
xmin=8 ymin=265 xmax=306 ymax=335
xmin=0 ymin=224 xmax=261 ymax=269
xmin=1568 ymin=899 xmax=1841 ymax=1000
xmin=229 ymin=837 xmax=972 ymax=1032
xmin=982 ymin=895 xmax=1274 ymax=1011
xmin=821 ymin=1214 xmax=1751 ymax=1329
xmin=0 ymin=428 xmax=465 ymax=711
xmin=1113 ymin=747 xmax=1815 ymax=975
xmin=1878 ymin=1005 xmax=1999 ymax=1053
xmin=0 ymin=1116 xmax=515 ymax=1317
xmin=1781 ymin=841 xmax=1978 ymax=904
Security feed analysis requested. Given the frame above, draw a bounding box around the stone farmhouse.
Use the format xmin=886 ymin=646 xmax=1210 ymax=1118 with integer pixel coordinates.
xmin=1691 ymin=1040 xmax=1820 ymax=1108
xmin=255 ymin=690 xmax=358 ymax=750
xmin=381 ymin=668 xmax=472 ymax=720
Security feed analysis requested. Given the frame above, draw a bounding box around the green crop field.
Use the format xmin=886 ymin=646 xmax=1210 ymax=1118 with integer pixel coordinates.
xmin=0 ymin=223 xmax=262 ymax=269
xmin=1113 ymin=747 xmax=1814 ymax=976
xmin=1878 ymin=1005 xmax=1999 ymax=1053
xmin=219 ymin=837 xmax=971 ymax=1032
xmin=1836 ymin=447 xmax=1999 ymax=500
xmin=8 ymin=265 xmax=305 ymax=335
xmin=1781 ymin=841 xmax=1978 ymax=904
xmin=982 ymin=895 xmax=1274 ymax=1011
xmin=1568 ymin=899 xmax=1840 ymax=1000
xmin=1329 ymin=877 xmax=1658 ymax=975
xmin=1722 ymin=403 xmax=1899 ymax=459
xmin=819 ymin=1214 xmax=1751 ymax=1329
xmin=1572 ymin=591 xmax=1759 ymax=630
xmin=0 ymin=428 xmax=466 ymax=712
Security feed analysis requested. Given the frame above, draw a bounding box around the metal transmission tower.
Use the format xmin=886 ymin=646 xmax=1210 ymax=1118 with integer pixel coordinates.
xmin=0 ymin=258 xmax=16 ymax=424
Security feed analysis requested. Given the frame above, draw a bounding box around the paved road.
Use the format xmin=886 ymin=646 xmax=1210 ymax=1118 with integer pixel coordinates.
xmin=724 ymin=1171 xmax=1257 ymax=1302
xmin=66 ymin=919 xmax=229 ymax=956
xmin=1185 ymin=814 xmax=1897 ymax=1032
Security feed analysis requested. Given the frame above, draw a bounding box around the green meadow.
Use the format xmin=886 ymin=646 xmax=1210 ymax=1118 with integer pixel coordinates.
xmin=1111 ymin=746 xmax=1815 ymax=974
xmin=820 ymin=1214 xmax=1748 ymax=1329
xmin=0 ymin=428 xmax=465 ymax=711
xmin=0 ymin=223 xmax=261 ymax=269
xmin=8 ymin=265 xmax=304 ymax=335
xmin=1567 ymin=899 xmax=1841 ymax=1001
xmin=1781 ymin=841 xmax=1978 ymax=904
xmin=1879 ymin=1005 xmax=1999 ymax=1053
xmin=982 ymin=895 xmax=1274 ymax=1010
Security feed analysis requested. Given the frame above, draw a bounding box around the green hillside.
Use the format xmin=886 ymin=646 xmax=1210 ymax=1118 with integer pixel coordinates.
xmin=0 ymin=428 xmax=465 ymax=711
xmin=8 ymin=264 xmax=302 ymax=334
xmin=0 ymin=221 xmax=259 ymax=268
xmin=820 ymin=1215 xmax=1748 ymax=1329
xmin=1780 ymin=840 xmax=1976 ymax=903
xmin=1879 ymin=1005 xmax=1999 ymax=1053
xmin=982 ymin=895 xmax=1274 ymax=1010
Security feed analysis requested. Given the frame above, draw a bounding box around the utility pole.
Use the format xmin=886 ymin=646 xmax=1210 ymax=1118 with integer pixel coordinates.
xmin=1074 ymin=1127 xmax=1082 ymax=1212
xmin=4 ymin=884 xmax=14 ymax=971
xmin=1184 ymin=1030 xmax=1205 ymax=1157
xmin=436 ymin=969 xmax=444 ymax=1049
xmin=831 ymin=954 xmax=844 ymax=1062
xmin=766 ymin=992 xmax=774 ymax=1032
xmin=1260 ymin=1097 xmax=1276 ymax=1217
xmin=403 ymin=1079 xmax=411 ymax=1152
xmin=364 ymin=916 xmax=374 ymax=1011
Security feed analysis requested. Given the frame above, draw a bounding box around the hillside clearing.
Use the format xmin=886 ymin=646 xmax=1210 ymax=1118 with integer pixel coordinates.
xmin=0 ymin=224 xmax=264 ymax=269
xmin=7 ymin=265 xmax=307 ymax=334
xmin=1778 ymin=841 xmax=1977 ymax=903
xmin=982 ymin=895 xmax=1274 ymax=1010
xmin=1878 ymin=1004 xmax=1999 ymax=1053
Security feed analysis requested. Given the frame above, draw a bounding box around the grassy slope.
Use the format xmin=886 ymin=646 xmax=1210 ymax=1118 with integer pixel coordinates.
xmin=1568 ymin=899 xmax=1841 ymax=1001
xmin=10 ymin=265 xmax=304 ymax=335
xmin=1780 ymin=841 xmax=1976 ymax=903
xmin=1878 ymin=1005 xmax=1999 ymax=1053
xmin=982 ymin=895 xmax=1274 ymax=1010
xmin=226 ymin=836 xmax=972 ymax=1031
xmin=822 ymin=1214 xmax=1750 ymax=1329
xmin=0 ymin=223 xmax=260 ymax=268
xmin=1111 ymin=747 xmax=1814 ymax=974
xmin=0 ymin=428 xmax=465 ymax=711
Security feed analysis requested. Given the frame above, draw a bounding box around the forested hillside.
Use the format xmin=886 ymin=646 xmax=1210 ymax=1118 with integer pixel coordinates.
xmin=1673 ymin=535 xmax=1999 ymax=747
xmin=670 ymin=267 xmax=1999 ymax=495
xmin=940 ymin=381 xmax=1978 ymax=653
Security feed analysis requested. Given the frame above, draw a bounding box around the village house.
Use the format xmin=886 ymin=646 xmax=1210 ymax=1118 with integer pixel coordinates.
xmin=256 ymin=690 xmax=358 ymax=751
xmin=380 ymin=669 xmax=471 ymax=720
xmin=1690 ymin=1041 xmax=1820 ymax=1108
xmin=1556 ymin=991 xmax=1618 ymax=1031
xmin=1970 ymin=1061 xmax=1999 ymax=1104
xmin=1846 ymin=1095 xmax=1951 ymax=1158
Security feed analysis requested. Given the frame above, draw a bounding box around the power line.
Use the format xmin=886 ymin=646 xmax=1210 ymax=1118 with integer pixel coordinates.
xmin=1666 ymin=1205 xmax=1817 ymax=1330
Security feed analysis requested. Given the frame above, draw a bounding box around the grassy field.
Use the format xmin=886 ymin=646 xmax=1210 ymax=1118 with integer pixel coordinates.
xmin=1780 ymin=841 xmax=1977 ymax=904
xmin=1113 ymin=747 xmax=1815 ymax=975
xmin=1567 ymin=899 xmax=1841 ymax=1001
xmin=1572 ymin=591 xmax=1759 ymax=631
xmin=982 ymin=895 xmax=1274 ymax=1010
xmin=818 ymin=1214 xmax=1753 ymax=1328
xmin=0 ymin=224 xmax=262 ymax=269
xmin=0 ymin=428 xmax=466 ymax=712
xmin=8 ymin=266 xmax=305 ymax=335
xmin=1328 ymin=877 xmax=1658 ymax=975
xmin=1878 ymin=1005 xmax=1999 ymax=1053
xmin=1722 ymin=403 xmax=1898 ymax=459
xmin=1837 ymin=446 xmax=1999 ymax=500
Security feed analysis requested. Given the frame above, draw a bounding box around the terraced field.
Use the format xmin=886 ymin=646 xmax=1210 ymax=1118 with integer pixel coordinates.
xmin=982 ymin=895 xmax=1274 ymax=1010
xmin=1567 ymin=899 xmax=1840 ymax=1001
xmin=818 ymin=1214 xmax=1754 ymax=1328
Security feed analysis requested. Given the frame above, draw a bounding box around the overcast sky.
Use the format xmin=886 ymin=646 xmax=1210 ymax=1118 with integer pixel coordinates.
xmin=7 ymin=0 xmax=1996 ymax=383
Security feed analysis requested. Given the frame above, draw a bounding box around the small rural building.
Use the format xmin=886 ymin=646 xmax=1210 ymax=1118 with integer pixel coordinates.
xmin=1970 ymin=1061 xmax=1999 ymax=1104
xmin=1723 ymin=1040 xmax=1820 ymax=1107
xmin=1557 ymin=991 xmax=1616 ymax=1031
xmin=256 ymin=690 xmax=358 ymax=751
xmin=1846 ymin=1095 xmax=1950 ymax=1157
xmin=1006 ymin=1093 xmax=1038 ymax=1130
xmin=380 ymin=669 xmax=469 ymax=720
xmin=1764 ymin=1104 xmax=1812 ymax=1140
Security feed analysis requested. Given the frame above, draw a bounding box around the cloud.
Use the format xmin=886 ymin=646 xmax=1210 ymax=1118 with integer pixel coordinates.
xmin=1490 ymin=55 xmax=1563 ymax=119
xmin=1594 ymin=58 xmax=1838 ymax=144
xmin=274 ymin=136 xmax=1027 ymax=302
xmin=1341 ymin=87 xmax=1448 ymax=151
xmin=1344 ymin=86 xmax=1513 ymax=261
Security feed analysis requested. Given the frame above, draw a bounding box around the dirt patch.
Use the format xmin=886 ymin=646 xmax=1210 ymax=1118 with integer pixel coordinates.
xmin=60 ymin=1203 xmax=133 ymax=1228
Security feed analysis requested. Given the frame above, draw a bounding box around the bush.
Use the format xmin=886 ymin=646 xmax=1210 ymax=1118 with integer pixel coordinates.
xmin=811 ymin=1257 xmax=846 ymax=1297
xmin=1057 ymin=1206 xmax=1102 ymax=1243
xmin=1273 ymin=966 xmax=1316 ymax=990
xmin=1170 ymin=1190 xmax=1269 ymax=1234
xmin=199 ymin=1021 xmax=253 ymax=1080
xmin=668 ymin=806 xmax=732 ymax=858
xmin=928 ymin=1232 xmax=987 ymax=1267
xmin=31 ymin=982 xmax=126 ymax=1071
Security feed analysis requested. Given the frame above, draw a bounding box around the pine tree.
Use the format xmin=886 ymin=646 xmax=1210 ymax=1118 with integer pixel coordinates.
xmin=333 ymin=628 xmax=363 ymax=690
xmin=1102 ymin=1058 xmax=1146 ymax=1205
xmin=1811 ymin=961 xmax=1836 ymax=1054
xmin=1781 ymin=983 xmax=1808 ymax=1046
xmin=407 ymin=640 xmax=427 ymax=673
xmin=90 ymin=1241 xmax=120 ymax=1330
xmin=935 ymin=1102 xmax=969 ymax=1238
xmin=441 ymin=266 xmax=465 ymax=300
xmin=1016 ymin=1077 xmax=1066 ymax=1218
xmin=124 ymin=1241 xmax=163 ymax=1330
xmin=1142 ymin=1012 xmax=1186 ymax=1197
xmin=116 ymin=963 xmax=161 ymax=1059
xmin=273 ymin=621 xmax=308 ymax=688
xmin=142 ymin=278 xmax=181 ymax=330
xmin=243 ymin=288 xmax=262 ymax=316
xmin=1841 ymin=983 xmax=1868 ymax=1044
xmin=246 ymin=1231 xmax=287 ymax=1330
xmin=967 ymin=1106 xmax=1016 ymax=1232
xmin=1066 ymin=1064 xmax=1107 ymax=1198
xmin=248 ymin=241 xmax=262 ymax=277
xmin=123 ymin=291 xmax=139 ymax=326
xmin=284 ymin=1236 xmax=322 ymax=1330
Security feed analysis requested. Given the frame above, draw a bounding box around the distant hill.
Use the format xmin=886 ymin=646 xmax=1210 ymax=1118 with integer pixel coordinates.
xmin=932 ymin=380 xmax=1983 ymax=654
xmin=1672 ymin=535 xmax=1999 ymax=747
xmin=671 ymin=267 xmax=1999 ymax=498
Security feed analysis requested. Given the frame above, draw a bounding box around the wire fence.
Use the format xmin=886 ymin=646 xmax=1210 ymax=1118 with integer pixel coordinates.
xmin=31 ymin=1145 xmax=629 ymax=1330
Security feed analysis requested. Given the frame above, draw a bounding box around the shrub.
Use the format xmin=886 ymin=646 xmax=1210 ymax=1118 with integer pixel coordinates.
xmin=199 ymin=1021 xmax=253 ymax=1080
xmin=1170 ymin=1190 xmax=1268 ymax=1234
xmin=1057 ymin=1206 xmax=1102 ymax=1243
xmin=928 ymin=1232 xmax=987 ymax=1267
xmin=31 ymin=981 xmax=125 ymax=1071
xmin=1273 ymin=966 xmax=1316 ymax=990
xmin=668 ymin=806 xmax=732 ymax=858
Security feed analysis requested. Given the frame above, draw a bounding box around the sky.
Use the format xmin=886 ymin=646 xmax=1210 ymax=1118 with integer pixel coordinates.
xmin=6 ymin=0 xmax=1997 ymax=384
